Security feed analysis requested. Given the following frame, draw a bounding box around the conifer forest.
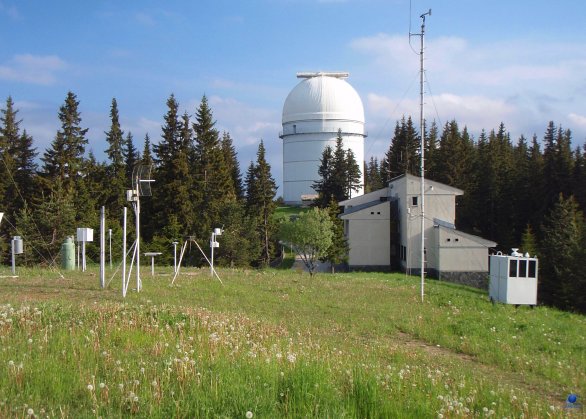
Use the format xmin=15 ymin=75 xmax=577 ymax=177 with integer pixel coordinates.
xmin=0 ymin=94 xmax=585 ymax=313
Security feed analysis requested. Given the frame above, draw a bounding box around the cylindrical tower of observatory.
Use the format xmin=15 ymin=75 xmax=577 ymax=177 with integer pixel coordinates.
xmin=280 ymin=72 xmax=366 ymax=205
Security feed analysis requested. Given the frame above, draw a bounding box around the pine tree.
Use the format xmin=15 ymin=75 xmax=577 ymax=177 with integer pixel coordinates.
xmin=12 ymin=129 xmax=38 ymax=207
xmin=365 ymin=157 xmax=383 ymax=193
xmin=312 ymin=145 xmax=334 ymax=207
xmin=245 ymin=140 xmax=278 ymax=266
xmin=0 ymin=96 xmax=19 ymax=211
xmin=221 ymin=132 xmax=244 ymax=200
xmin=0 ymin=97 xmax=38 ymax=219
xmin=192 ymin=96 xmax=235 ymax=239
xmin=104 ymin=98 xmax=126 ymax=216
xmin=539 ymin=194 xmax=584 ymax=311
xmin=381 ymin=116 xmax=420 ymax=181
xmin=142 ymin=134 xmax=153 ymax=166
xmin=124 ymin=132 xmax=138 ymax=186
xmin=520 ymin=224 xmax=538 ymax=257
xmin=425 ymin=121 xmax=439 ymax=181
xmin=152 ymin=97 xmax=194 ymax=238
xmin=572 ymin=145 xmax=586 ymax=212
xmin=41 ymin=91 xmax=89 ymax=194
xmin=344 ymin=148 xmax=362 ymax=199
xmin=543 ymin=122 xmax=574 ymax=210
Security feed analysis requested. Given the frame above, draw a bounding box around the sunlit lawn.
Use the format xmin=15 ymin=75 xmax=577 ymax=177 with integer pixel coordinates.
xmin=0 ymin=265 xmax=584 ymax=417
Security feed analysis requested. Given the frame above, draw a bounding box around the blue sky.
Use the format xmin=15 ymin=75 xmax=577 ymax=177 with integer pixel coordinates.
xmin=2 ymin=0 xmax=586 ymax=192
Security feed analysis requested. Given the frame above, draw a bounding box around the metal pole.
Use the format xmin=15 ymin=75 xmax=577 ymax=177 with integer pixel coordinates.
xmin=122 ymin=207 xmax=127 ymax=298
xmin=419 ymin=11 xmax=430 ymax=303
xmin=210 ymin=232 xmax=214 ymax=277
xmin=11 ymin=238 xmax=15 ymax=275
xmin=109 ymin=228 xmax=112 ymax=269
xmin=82 ymin=240 xmax=86 ymax=272
xmin=151 ymin=255 xmax=155 ymax=276
xmin=173 ymin=241 xmax=178 ymax=273
xmin=100 ymin=206 xmax=105 ymax=288
xmin=136 ymin=194 xmax=141 ymax=292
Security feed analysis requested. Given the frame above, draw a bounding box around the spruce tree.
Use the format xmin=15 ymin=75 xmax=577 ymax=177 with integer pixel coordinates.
xmin=381 ymin=116 xmax=420 ymax=181
xmin=344 ymin=149 xmax=362 ymax=199
xmin=365 ymin=156 xmax=383 ymax=192
xmin=312 ymin=145 xmax=334 ymax=207
xmin=192 ymin=96 xmax=235 ymax=239
xmin=539 ymin=194 xmax=584 ymax=311
xmin=543 ymin=122 xmax=574 ymax=210
xmin=142 ymin=134 xmax=153 ymax=166
xmin=245 ymin=140 xmax=277 ymax=266
xmin=221 ymin=132 xmax=244 ymax=200
xmin=0 ymin=97 xmax=38 ymax=218
xmin=124 ymin=132 xmax=138 ymax=186
xmin=104 ymin=98 xmax=126 ymax=216
xmin=425 ymin=121 xmax=439 ymax=181
xmin=41 ymin=91 xmax=89 ymax=194
xmin=153 ymin=97 xmax=194 ymax=237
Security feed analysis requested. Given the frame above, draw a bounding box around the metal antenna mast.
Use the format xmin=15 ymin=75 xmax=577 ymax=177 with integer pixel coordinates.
xmin=124 ymin=164 xmax=154 ymax=296
xmin=410 ymin=8 xmax=431 ymax=302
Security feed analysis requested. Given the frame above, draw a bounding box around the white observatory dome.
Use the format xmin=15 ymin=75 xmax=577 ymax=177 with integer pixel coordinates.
xmin=282 ymin=74 xmax=365 ymax=124
xmin=280 ymin=72 xmax=366 ymax=205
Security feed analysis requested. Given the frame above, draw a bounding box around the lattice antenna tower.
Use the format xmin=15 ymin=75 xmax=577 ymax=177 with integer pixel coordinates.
xmin=410 ymin=8 xmax=431 ymax=302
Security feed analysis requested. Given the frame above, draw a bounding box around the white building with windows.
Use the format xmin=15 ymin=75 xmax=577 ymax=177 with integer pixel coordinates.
xmin=339 ymin=174 xmax=496 ymax=286
xmin=280 ymin=72 xmax=366 ymax=205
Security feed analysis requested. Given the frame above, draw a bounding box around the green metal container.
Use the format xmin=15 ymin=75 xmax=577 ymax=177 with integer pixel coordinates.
xmin=61 ymin=236 xmax=75 ymax=270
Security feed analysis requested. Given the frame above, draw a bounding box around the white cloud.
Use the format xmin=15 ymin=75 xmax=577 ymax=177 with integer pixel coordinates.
xmin=568 ymin=113 xmax=586 ymax=129
xmin=350 ymin=32 xmax=586 ymax=150
xmin=206 ymin=95 xmax=283 ymax=186
xmin=0 ymin=54 xmax=66 ymax=85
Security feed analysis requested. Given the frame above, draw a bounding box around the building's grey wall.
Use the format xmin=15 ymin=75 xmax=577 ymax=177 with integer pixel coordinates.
xmin=428 ymin=269 xmax=489 ymax=290
xmin=344 ymin=201 xmax=390 ymax=267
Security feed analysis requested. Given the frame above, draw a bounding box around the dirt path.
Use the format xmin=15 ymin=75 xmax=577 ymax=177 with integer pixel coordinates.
xmin=394 ymin=330 xmax=565 ymax=406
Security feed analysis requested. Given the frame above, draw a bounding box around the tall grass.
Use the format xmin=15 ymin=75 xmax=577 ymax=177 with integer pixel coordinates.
xmin=0 ymin=266 xmax=583 ymax=417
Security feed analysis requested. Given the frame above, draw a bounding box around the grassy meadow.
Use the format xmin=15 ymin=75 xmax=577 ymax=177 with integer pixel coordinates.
xmin=0 ymin=265 xmax=584 ymax=418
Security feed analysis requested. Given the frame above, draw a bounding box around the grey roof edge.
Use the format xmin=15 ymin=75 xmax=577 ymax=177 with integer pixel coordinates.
xmin=436 ymin=223 xmax=497 ymax=247
xmin=340 ymin=200 xmax=388 ymax=218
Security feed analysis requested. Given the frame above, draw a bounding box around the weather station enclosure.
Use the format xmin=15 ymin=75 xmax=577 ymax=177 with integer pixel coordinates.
xmin=489 ymin=250 xmax=538 ymax=305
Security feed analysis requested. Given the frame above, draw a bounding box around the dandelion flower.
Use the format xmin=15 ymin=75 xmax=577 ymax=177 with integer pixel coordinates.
xmin=99 ymin=383 xmax=105 ymax=389
xmin=87 ymin=384 xmax=94 ymax=391
xmin=8 ymin=360 xmax=14 ymax=367
xmin=27 ymin=408 xmax=34 ymax=416
xmin=246 ymin=411 xmax=253 ymax=419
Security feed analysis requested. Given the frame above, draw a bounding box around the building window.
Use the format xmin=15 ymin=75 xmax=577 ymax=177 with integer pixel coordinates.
xmin=509 ymin=259 xmax=518 ymax=277
xmin=519 ymin=259 xmax=527 ymax=278
xmin=293 ymin=124 xmax=297 ymax=134
xmin=528 ymin=260 xmax=537 ymax=278
xmin=400 ymin=245 xmax=407 ymax=261
xmin=411 ymin=196 xmax=418 ymax=206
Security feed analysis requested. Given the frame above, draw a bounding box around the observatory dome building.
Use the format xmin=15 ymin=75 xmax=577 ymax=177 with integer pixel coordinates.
xmin=280 ymin=72 xmax=366 ymax=205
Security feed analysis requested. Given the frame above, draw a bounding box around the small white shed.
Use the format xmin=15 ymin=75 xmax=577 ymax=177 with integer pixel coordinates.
xmin=489 ymin=250 xmax=539 ymax=305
